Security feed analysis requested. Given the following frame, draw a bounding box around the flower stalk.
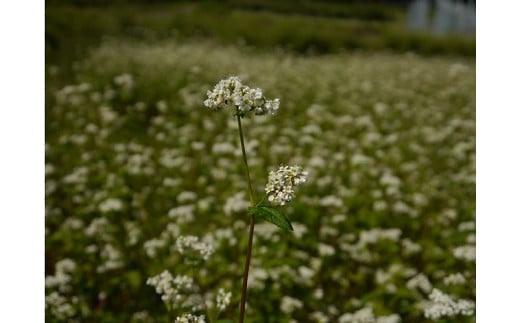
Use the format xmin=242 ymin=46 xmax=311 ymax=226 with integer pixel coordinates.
xmin=203 ymin=76 xmax=307 ymax=322
xmin=236 ymin=114 xmax=256 ymax=323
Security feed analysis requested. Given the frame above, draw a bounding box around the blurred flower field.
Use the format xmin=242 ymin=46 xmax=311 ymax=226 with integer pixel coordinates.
xmin=45 ymin=40 xmax=475 ymax=322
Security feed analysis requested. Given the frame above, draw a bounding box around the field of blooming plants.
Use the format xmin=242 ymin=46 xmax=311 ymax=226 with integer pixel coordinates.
xmin=45 ymin=39 xmax=475 ymax=322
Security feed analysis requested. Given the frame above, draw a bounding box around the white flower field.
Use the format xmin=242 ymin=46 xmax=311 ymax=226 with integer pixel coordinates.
xmin=45 ymin=40 xmax=475 ymax=322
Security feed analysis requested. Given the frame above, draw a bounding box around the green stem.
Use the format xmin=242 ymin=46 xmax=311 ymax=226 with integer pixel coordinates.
xmin=237 ymin=114 xmax=256 ymax=323
xmin=237 ymin=115 xmax=255 ymax=206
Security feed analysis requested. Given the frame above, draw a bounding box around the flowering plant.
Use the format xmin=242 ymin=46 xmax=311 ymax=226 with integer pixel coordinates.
xmin=205 ymin=76 xmax=307 ymax=322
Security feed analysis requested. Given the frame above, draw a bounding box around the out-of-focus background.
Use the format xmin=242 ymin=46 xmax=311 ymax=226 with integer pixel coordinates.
xmin=45 ymin=1 xmax=475 ymax=322
xmin=46 ymin=0 xmax=475 ymax=67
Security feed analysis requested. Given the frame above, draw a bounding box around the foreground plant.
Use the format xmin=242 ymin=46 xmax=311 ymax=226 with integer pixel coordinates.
xmin=204 ymin=76 xmax=308 ymax=322
xmin=146 ymin=236 xmax=232 ymax=323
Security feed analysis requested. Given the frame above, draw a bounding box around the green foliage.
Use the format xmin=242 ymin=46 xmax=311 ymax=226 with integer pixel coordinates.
xmin=249 ymin=205 xmax=294 ymax=232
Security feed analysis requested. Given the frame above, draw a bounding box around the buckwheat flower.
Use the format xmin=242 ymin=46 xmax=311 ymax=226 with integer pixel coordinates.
xmin=310 ymin=311 xmax=329 ymax=323
xmin=176 ymin=235 xmax=215 ymax=260
xmin=376 ymin=314 xmax=401 ymax=323
xmin=424 ymin=288 xmax=475 ymax=319
xmin=99 ymin=198 xmax=123 ymax=213
xmin=125 ymin=221 xmax=141 ymax=246
xmin=453 ymin=245 xmax=476 ymax=261
xmin=45 ymin=258 xmax=76 ymax=292
xmin=97 ymin=243 xmax=124 ymax=273
xmin=114 ymin=73 xmax=134 ymax=89
xmin=216 ymin=288 xmax=232 ymax=312
xmin=168 ymin=205 xmax=195 ymax=223
xmin=147 ymin=271 xmax=195 ymax=306
xmin=338 ymin=307 xmax=375 ymax=323
xmin=45 ymin=292 xmax=75 ymax=320
xmin=204 ymin=76 xmax=280 ymax=115
xmin=131 ymin=311 xmax=153 ymax=322
xmin=265 ymin=165 xmax=308 ymax=206
xmin=175 ymin=313 xmax=206 ymax=323
xmin=406 ymin=273 xmax=432 ymax=293
xmin=143 ymin=238 xmax=167 ymax=258
xmin=280 ymin=296 xmax=303 ymax=314
xmin=317 ymin=243 xmax=335 ymax=257
xmin=223 ymin=192 xmax=250 ymax=215
xmin=443 ymin=273 xmax=466 ymax=286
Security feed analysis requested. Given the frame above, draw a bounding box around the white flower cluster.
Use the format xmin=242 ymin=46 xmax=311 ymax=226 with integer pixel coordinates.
xmin=168 ymin=205 xmax=196 ymax=223
xmin=131 ymin=311 xmax=153 ymax=322
xmin=175 ymin=313 xmax=206 ymax=323
xmin=114 ymin=73 xmax=134 ymax=91
xmin=215 ymin=288 xmax=232 ymax=312
xmin=406 ymin=273 xmax=432 ymax=293
xmin=338 ymin=307 xmax=400 ymax=323
xmin=223 ymin=192 xmax=250 ymax=216
xmin=176 ymin=235 xmax=215 ymax=260
xmin=338 ymin=307 xmax=375 ymax=323
xmin=453 ymin=245 xmax=476 ymax=262
xmin=146 ymin=271 xmax=195 ymax=305
xmin=143 ymin=238 xmax=167 ymax=258
xmin=99 ymin=198 xmax=123 ymax=213
xmin=45 ymin=292 xmax=76 ymax=320
xmin=97 ymin=243 xmax=124 ymax=273
xmin=45 ymin=258 xmax=76 ymax=293
xmin=204 ymin=76 xmax=280 ymax=115
xmin=424 ymin=288 xmax=475 ymax=319
xmin=443 ymin=273 xmax=466 ymax=286
xmin=280 ymin=295 xmax=303 ymax=314
xmin=265 ymin=165 xmax=308 ymax=206
xmin=125 ymin=221 xmax=141 ymax=246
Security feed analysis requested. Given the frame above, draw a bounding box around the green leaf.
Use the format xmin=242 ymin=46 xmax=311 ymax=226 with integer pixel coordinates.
xmin=215 ymin=320 xmax=235 ymax=323
xmin=249 ymin=205 xmax=294 ymax=231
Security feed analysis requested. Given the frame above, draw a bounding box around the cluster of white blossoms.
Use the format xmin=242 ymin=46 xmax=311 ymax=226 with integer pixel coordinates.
xmin=99 ymin=197 xmax=123 ymax=213
xmin=45 ymin=292 xmax=76 ymax=320
xmin=175 ymin=313 xmax=206 ymax=323
xmin=216 ymin=288 xmax=232 ymax=312
xmin=176 ymin=235 xmax=215 ymax=260
xmin=204 ymin=76 xmax=280 ymax=115
xmin=443 ymin=273 xmax=466 ymax=286
xmin=45 ymin=258 xmax=76 ymax=293
xmin=265 ymin=165 xmax=308 ymax=206
xmin=280 ymin=295 xmax=303 ymax=314
xmin=146 ymin=271 xmax=195 ymax=305
xmin=424 ymin=288 xmax=475 ymax=319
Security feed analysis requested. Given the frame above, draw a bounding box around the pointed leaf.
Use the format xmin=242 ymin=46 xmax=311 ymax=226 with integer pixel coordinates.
xmin=251 ymin=205 xmax=293 ymax=231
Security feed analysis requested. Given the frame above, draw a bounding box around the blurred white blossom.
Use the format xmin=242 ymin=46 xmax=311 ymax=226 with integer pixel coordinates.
xmin=424 ymin=288 xmax=475 ymax=319
xmin=175 ymin=313 xmax=206 ymax=323
xmin=176 ymin=235 xmax=215 ymax=261
xmin=216 ymin=288 xmax=232 ymax=312
xmin=280 ymin=296 xmax=303 ymax=314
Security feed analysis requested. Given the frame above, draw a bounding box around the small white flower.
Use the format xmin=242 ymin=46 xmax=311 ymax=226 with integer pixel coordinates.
xmin=280 ymin=296 xmax=303 ymax=313
xmin=175 ymin=313 xmax=206 ymax=323
xmin=176 ymin=235 xmax=215 ymax=260
xmin=146 ymin=271 xmax=195 ymax=307
xmin=453 ymin=245 xmax=476 ymax=261
xmin=265 ymin=165 xmax=308 ymax=206
xmin=99 ymin=198 xmax=123 ymax=213
xmin=216 ymin=288 xmax=232 ymax=312
xmin=424 ymin=288 xmax=475 ymax=319
xmin=406 ymin=273 xmax=432 ymax=293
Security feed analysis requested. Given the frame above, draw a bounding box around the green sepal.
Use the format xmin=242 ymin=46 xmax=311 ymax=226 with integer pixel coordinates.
xmin=233 ymin=109 xmax=246 ymax=118
xmin=248 ymin=205 xmax=294 ymax=231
